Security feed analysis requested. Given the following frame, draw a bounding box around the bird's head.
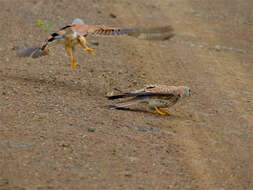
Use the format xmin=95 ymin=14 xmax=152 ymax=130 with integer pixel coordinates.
xmin=180 ymin=86 xmax=191 ymax=98
xmin=72 ymin=18 xmax=85 ymax=25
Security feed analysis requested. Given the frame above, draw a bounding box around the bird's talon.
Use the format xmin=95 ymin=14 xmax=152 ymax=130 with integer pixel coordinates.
xmin=153 ymin=110 xmax=166 ymax=115
xmin=160 ymin=108 xmax=170 ymax=115
xmin=153 ymin=107 xmax=169 ymax=116
xmin=71 ymin=61 xmax=77 ymax=69
xmin=86 ymin=48 xmax=94 ymax=55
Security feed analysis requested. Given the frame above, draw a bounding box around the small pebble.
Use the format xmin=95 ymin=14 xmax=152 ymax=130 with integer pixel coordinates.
xmin=125 ymin=173 xmax=132 ymax=177
xmin=88 ymin=127 xmax=96 ymax=132
xmin=215 ymin=45 xmax=221 ymax=51
xmin=109 ymin=13 xmax=117 ymax=18
xmin=91 ymin=41 xmax=99 ymax=46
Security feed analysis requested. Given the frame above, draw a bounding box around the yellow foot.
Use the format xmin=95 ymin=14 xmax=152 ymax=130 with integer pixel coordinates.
xmin=71 ymin=61 xmax=77 ymax=69
xmin=153 ymin=107 xmax=170 ymax=116
xmin=85 ymin=48 xmax=95 ymax=55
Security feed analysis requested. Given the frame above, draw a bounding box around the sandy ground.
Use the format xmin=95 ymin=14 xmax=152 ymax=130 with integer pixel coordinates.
xmin=0 ymin=0 xmax=253 ymax=189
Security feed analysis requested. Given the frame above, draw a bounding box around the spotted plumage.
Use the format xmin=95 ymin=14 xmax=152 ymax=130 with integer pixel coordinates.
xmin=107 ymin=85 xmax=191 ymax=115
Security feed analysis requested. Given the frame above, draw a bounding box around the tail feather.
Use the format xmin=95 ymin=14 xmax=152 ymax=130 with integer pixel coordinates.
xmin=114 ymin=100 xmax=139 ymax=108
xmin=41 ymin=32 xmax=64 ymax=51
xmin=105 ymin=105 xmax=131 ymax=110
xmin=105 ymin=105 xmax=128 ymax=110
xmin=107 ymin=100 xmax=139 ymax=109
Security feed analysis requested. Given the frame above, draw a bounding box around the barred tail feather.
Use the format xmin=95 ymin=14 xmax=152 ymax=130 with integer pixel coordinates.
xmin=107 ymin=100 xmax=139 ymax=109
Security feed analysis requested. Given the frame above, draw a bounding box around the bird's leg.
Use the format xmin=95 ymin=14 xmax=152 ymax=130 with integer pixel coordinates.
xmin=78 ymin=36 xmax=94 ymax=55
xmin=65 ymin=46 xmax=76 ymax=69
xmin=159 ymin=108 xmax=170 ymax=115
xmin=153 ymin=106 xmax=169 ymax=116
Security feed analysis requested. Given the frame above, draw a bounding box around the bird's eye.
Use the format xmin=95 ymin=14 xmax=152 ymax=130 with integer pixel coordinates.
xmin=146 ymin=86 xmax=155 ymax=89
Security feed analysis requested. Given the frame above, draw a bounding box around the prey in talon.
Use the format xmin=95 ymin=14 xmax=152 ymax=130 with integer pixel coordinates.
xmin=17 ymin=18 xmax=174 ymax=69
xmin=106 ymin=85 xmax=191 ymax=116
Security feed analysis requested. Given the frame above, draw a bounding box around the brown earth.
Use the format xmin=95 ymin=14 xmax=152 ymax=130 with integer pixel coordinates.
xmin=0 ymin=0 xmax=253 ymax=189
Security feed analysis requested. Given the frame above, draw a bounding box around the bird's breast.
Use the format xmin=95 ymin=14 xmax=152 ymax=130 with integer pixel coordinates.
xmin=64 ymin=33 xmax=79 ymax=47
xmin=147 ymin=97 xmax=178 ymax=108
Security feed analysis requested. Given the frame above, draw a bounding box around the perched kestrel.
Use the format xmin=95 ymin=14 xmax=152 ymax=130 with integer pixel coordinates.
xmin=107 ymin=85 xmax=191 ymax=115
xmin=17 ymin=18 xmax=174 ymax=68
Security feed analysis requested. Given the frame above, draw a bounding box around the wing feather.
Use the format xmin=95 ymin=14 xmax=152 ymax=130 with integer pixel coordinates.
xmin=16 ymin=46 xmax=49 ymax=58
xmin=85 ymin=25 xmax=174 ymax=40
xmin=107 ymin=85 xmax=180 ymax=100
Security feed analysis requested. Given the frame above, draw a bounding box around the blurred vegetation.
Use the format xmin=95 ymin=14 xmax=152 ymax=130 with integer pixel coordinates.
xmin=35 ymin=19 xmax=51 ymax=32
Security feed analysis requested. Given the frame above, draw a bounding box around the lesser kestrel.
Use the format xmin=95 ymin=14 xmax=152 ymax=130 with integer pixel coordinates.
xmin=17 ymin=18 xmax=174 ymax=68
xmin=107 ymin=85 xmax=191 ymax=115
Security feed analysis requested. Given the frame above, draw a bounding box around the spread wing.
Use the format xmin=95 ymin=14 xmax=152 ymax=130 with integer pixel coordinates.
xmin=123 ymin=26 xmax=174 ymax=40
xmin=75 ymin=24 xmax=174 ymax=40
xmin=73 ymin=24 xmax=135 ymax=36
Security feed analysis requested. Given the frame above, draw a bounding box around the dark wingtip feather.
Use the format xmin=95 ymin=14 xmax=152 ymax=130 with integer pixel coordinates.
xmin=16 ymin=47 xmax=39 ymax=57
xmin=104 ymin=105 xmax=118 ymax=109
xmin=59 ymin=25 xmax=72 ymax=30
xmin=17 ymin=46 xmax=49 ymax=58
xmin=104 ymin=105 xmax=131 ymax=110
xmin=107 ymin=94 xmax=126 ymax=100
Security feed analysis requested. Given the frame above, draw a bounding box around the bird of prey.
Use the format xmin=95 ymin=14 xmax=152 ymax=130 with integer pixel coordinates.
xmin=107 ymin=85 xmax=191 ymax=115
xmin=17 ymin=18 xmax=174 ymax=69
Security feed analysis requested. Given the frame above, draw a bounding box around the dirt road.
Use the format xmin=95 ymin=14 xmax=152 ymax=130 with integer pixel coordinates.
xmin=0 ymin=0 xmax=253 ymax=189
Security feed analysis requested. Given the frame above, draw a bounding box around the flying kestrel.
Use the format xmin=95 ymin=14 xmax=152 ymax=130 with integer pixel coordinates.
xmin=17 ymin=18 xmax=174 ymax=69
xmin=107 ymin=85 xmax=191 ymax=115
